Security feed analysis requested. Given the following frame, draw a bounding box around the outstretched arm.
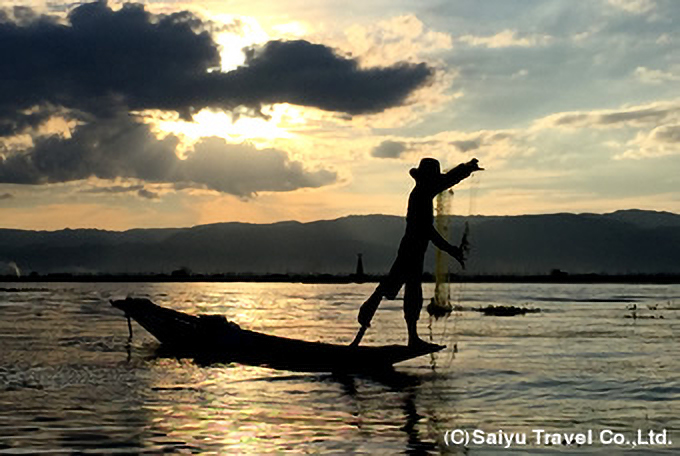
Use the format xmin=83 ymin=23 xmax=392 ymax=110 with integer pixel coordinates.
xmin=429 ymin=226 xmax=466 ymax=269
xmin=435 ymin=158 xmax=483 ymax=193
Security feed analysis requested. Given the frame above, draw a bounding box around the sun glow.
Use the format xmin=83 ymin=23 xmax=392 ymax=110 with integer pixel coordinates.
xmin=155 ymin=105 xmax=305 ymax=145
xmin=150 ymin=16 xmax=314 ymax=145
xmin=270 ymin=21 xmax=309 ymax=38
xmin=213 ymin=15 xmax=269 ymax=72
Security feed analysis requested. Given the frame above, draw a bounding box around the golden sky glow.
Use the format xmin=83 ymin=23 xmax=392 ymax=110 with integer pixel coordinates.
xmin=156 ymin=108 xmax=295 ymax=145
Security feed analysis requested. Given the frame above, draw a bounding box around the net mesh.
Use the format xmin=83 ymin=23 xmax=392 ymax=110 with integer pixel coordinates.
xmin=430 ymin=189 xmax=454 ymax=318
xmin=427 ymin=172 xmax=481 ymax=359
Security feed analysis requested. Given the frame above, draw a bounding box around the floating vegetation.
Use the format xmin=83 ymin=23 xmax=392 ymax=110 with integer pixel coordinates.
xmin=476 ymin=305 xmax=541 ymax=317
xmin=0 ymin=287 xmax=50 ymax=293
xmin=427 ymin=298 xmax=452 ymax=319
xmin=532 ymin=297 xmax=639 ymax=303
xmin=625 ymin=302 xmax=666 ymax=319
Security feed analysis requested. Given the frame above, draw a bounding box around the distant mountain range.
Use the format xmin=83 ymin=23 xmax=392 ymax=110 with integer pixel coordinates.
xmin=1 ymin=209 xmax=679 ymax=276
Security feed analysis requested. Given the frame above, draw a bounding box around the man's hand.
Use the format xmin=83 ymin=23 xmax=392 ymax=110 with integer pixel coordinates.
xmin=467 ymin=158 xmax=484 ymax=172
xmin=430 ymin=226 xmax=467 ymax=269
xmin=446 ymin=244 xmax=466 ymax=270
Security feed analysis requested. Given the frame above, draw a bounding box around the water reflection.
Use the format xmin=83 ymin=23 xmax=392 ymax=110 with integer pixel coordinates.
xmin=0 ymin=362 xmax=150 ymax=452
xmin=140 ymin=338 xmax=460 ymax=454
xmin=1 ymin=282 xmax=679 ymax=453
xmin=335 ymin=371 xmax=443 ymax=455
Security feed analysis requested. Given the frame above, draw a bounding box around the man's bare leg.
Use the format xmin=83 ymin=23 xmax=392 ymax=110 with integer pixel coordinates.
xmin=404 ymin=280 xmax=426 ymax=347
xmin=404 ymin=280 xmax=444 ymax=349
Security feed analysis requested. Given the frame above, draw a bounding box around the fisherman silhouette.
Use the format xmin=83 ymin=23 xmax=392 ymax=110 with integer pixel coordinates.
xmin=351 ymin=157 xmax=483 ymax=348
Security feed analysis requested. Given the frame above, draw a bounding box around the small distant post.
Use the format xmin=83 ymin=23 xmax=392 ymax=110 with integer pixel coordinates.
xmin=354 ymin=253 xmax=366 ymax=283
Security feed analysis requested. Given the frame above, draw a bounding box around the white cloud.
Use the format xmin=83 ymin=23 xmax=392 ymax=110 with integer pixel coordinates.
xmin=618 ymin=124 xmax=680 ymax=159
xmin=634 ymin=66 xmax=680 ymax=84
xmin=656 ymin=33 xmax=673 ymax=45
xmin=511 ymin=69 xmax=529 ymax=79
xmin=529 ymin=99 xmax=680 ymax=159
xmin=607 ymin=0 xmax=656 ymax=14
xmin=344 ymin=15 xmax=452 ymax=65
xmin=458 ymin=29 xmax=552 ymax=48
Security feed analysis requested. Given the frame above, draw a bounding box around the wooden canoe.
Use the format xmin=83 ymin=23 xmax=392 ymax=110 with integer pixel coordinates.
xmin=111 ymin=297 xmax=444 ymax=372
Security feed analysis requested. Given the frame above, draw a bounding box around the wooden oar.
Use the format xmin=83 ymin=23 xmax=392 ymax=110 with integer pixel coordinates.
xmin=350 ymin=325 xmax=368 ymax=346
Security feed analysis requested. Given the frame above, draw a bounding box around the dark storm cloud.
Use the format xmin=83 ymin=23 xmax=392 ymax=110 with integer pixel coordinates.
xmin=0 ymin=107 xmax=58 ymax=137
xmin=0 ymin=116 xmax=180 ymax=185
xmin=220 ymin=40 xmax=434 ymax=115
xmin=449 ymin=139 xmax=481 ymax=152
xmin=0 ymin=2 xmax=221 ymax=128
xmin=371 ymin=140 xmax=408 ymax=158
xmin=0 ymin=1 xmax=434 ymax=137
xmin=0 ymin=116 xmax=337 ymax=196
xmin=137 ymin=188 xmax=159 ymax=199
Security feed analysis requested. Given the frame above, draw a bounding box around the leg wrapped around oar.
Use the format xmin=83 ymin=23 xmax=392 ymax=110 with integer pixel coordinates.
xmin=351 ymin=290 xmax=384 ymax=346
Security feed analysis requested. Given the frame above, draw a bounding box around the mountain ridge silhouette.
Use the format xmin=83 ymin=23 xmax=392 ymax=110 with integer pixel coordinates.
xmin=1 ymin=210 xmax=679 ymax=275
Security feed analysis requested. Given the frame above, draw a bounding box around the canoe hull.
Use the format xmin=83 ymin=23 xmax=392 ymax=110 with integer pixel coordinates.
xmin=111 ymin=298 xmax=444 ymax=372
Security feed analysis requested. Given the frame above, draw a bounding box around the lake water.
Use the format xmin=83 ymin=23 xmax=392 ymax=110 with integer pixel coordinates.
xmin=0 ymin=282 xmax=679 ymax=454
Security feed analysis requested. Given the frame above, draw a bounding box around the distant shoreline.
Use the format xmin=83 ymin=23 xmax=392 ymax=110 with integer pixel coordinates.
xmin=4 ymin=210 xmax=680 ymax=279
xmin=2 ymin=273 xmax=680 ymax=284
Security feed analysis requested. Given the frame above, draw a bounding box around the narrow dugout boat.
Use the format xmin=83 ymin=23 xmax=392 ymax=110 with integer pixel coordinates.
xmin=111 ymin=297 xmax=444 ymax=373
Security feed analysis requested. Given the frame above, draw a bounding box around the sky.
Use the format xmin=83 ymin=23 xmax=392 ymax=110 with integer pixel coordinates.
xmin=0 ymin=0 xmax=678 ymax=230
